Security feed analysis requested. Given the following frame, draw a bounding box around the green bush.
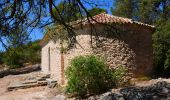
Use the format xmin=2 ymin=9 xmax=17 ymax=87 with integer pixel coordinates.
xmin=153 ymin=21 xmax=170 ymax=76
xmin=27 ymin=40 xmax=41 ymax=64
xmin=1 ymin=40 xmax=41 ymax=69
xmin=0 ymin=51 xmax=4 ymax=64
xmin=112 ymin=66 xmax=127 ymax=87
xmin=2 ymin=48 xmax=24 ymax=69
xmin=65 ymin=55 xmax=115 ymax=97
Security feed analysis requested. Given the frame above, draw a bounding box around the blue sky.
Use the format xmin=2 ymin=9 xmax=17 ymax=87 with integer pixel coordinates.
xmin=0 ymin=0 xmax=114 ymax=51
xmin=29 ymin=0 xmax=114 ymax=40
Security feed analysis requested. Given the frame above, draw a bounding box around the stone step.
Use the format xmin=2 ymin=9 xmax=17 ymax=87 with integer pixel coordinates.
xmin=36 ymin=74 xmax=50 ymax=81
xmin=8 ymin=81 xmax=48 ymax=91
xmin=37 ymin=81 xmax=48 ymax=85
xmin=8 ymin=82 xmax=38 ymax=91
xmin=22 ymin=79 xmax=37 ymax=84
xmin=7 ymin=75 xmax=57 ymax=91
xmin=46 ymin=78 xmax=58 ymax=88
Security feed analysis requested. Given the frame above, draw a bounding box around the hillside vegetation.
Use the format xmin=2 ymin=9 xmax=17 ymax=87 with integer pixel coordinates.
xmin=0 ymin=40 xmax=41 ymax=69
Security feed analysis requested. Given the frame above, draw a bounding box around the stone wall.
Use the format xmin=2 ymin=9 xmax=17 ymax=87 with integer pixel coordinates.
xmin=65 ymin=24 xmax=153 ymax=77
xmin=64 ymin=35 xmax=93 ymax=68
xmin=41 ymin=24 xmax=153 ymax=84
xmin=41 ymin=40 xmax=61 ymax=83
xmin=91 ymin=36 xmax=136 ymax=73
xmin=120 ymin=24 xmax=153 ymax=76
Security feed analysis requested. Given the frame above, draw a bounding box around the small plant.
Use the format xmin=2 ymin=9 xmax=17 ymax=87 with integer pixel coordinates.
xmin=112 ymin=66 xmax=127 ymax=87
xmin=65 ymin=55 xmax=115 ymax=97
xmin=2 ymin=48 xmax=24 ymax=69
xmin=0 ymin=51 xmax=4 ymax=64
xmin=137 ymin=75 xmax=151 ymax=81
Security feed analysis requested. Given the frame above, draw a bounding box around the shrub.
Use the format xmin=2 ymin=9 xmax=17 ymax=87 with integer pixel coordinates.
xmin=2 ymin=48 xmax=24 ymax=69
xmin=25 ymin=40 xmax=41 ymax=64
xmin=24 ymin=48 xmax=41 ymax=64
xmin=65 ymin=55 xmax=115 ymax=97
xmin=0 ymin=51 xmax=4 ymax=64
xmin=1 ymin=40 xmax=41 ymax=69
xmin=112 ymin=66 xmax=127 ymax=87
xmin=153 ymin=21 xmax=170 ymax=77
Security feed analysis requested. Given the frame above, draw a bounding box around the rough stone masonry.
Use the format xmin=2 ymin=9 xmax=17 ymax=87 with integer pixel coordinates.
xmin=41 ymin=13 xmax=155 ymax=84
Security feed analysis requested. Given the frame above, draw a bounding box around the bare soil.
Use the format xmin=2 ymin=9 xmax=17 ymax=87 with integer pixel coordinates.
xmin=1 ymin=71 xmax=169 ymax=100
xmin=0 ymin=72 xmax=55 ymax=100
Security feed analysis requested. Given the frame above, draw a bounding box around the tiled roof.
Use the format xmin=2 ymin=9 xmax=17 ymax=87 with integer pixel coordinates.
xmin=71 ymin=13 xmax=155 ymax=28
xmin=40 ymin=33 xmax=50 ymax=46
xmin=40 ymin=13 xmax=155 ymax=46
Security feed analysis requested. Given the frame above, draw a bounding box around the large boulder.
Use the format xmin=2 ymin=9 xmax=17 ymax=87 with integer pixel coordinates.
xmin=87 ymin=81 xmax=170 ymax=100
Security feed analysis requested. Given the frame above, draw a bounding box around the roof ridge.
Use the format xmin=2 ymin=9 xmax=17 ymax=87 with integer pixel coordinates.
xmin=87 ymin=13 xmax=155 ymax=28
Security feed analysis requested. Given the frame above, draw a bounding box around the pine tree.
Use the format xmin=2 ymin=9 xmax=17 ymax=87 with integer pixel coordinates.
xmin=111 ymin=0 xmax=136 ymax=18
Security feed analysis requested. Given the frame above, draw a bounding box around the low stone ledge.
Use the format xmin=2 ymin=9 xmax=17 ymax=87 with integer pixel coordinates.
xmin=0 ymin=64 xmax=41 ymax=78
xmin=46 ymin=78 xmax=58 ymax=88
xmin=7 ymin=74 xmax=57 ymax=91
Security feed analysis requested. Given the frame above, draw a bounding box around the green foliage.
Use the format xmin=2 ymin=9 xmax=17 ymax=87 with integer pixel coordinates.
xmin=2 ymin=48 xmax=24 ymax=69
xmin=153 ymin=20 xmax=170 ymax=76
xmin=65 ymin=55 xmax=115 ymax=96
xmin=112 ymin=66 xmax=127 ymax=87
xmin=112 ymin=0 xmax=169 ymax=24
xmin=52 ymin=2 xmax=108 ymax=24
xmin=26 ymin=40 xmax=41 ymax=64
xmin=52 ymin=2 xmax=82 ymax=23
xmin=7 ymin=28 xmax=30 ymax=48
xmin=65 ymin=56 xmax=128 ymax=97
xmin=111 ymin=0 xmax=135 ymax=18
xmin=0 ymin=51 xmax=4 ymax=64
xmin=88 ymin=8 xmax=106 ymax=16
xmin=164 ymin=49 xmax=170 ymax=70
xmin=137 ymin=75 xmax=151 ymax=81
xmin=2 ymin=40 xmax=41 ymax=69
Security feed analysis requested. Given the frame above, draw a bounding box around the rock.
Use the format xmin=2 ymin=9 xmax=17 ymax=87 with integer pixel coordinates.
xmin=87 ymin=81 xmax=170 ymax=100
xmin=46 ymin=78 xmax=57 ymax=88
xmin=8 ymin=82 xmax=38 ymax=91
xmin=7 ymin=74 xmax=51 ymax=91
xmin=54 ymin=94 xmax=66 ymax=100
xmin=36 ymin=74 xmax=50 ymax=81
xmin=8 ymin=82 xmax=23 ymax=91
xmin=41 ymin=74 xmax=50 ymax=79
xmin=22 ymin=80 xmax=37 ymax=84
xmin=37 ymin=81 xmax=48 ymax=85
xmin=99 ymin=92 xmax=123 ymax=100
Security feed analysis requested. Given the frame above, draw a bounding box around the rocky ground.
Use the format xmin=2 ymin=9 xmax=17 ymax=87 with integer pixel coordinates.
xmin=0 ymin=71 xmax=170 ymax=100
xmin=0 ymin=71 xmax=61 ymax=100
xmin=88 ymin=78 xmax=170 ymax=100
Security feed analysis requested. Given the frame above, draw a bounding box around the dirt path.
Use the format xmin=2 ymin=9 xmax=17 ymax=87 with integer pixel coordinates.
xmin=0 ymin=72 xmax=49 ymax=100
xmin=2 ymin=71 xmax=169 ymax=100
xmin=0 ymin=87 xmax=46 ymax=100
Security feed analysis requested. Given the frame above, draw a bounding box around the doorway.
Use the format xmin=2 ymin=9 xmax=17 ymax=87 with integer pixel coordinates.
xmin=48 ymin=47 xmax=51 ymax=72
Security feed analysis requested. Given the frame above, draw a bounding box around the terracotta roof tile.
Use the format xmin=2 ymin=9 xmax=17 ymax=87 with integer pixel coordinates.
xmin=40 ymin=13 xmax=155 ymax=46
xmin=71 ymin=13 xmax=155 ymax=28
